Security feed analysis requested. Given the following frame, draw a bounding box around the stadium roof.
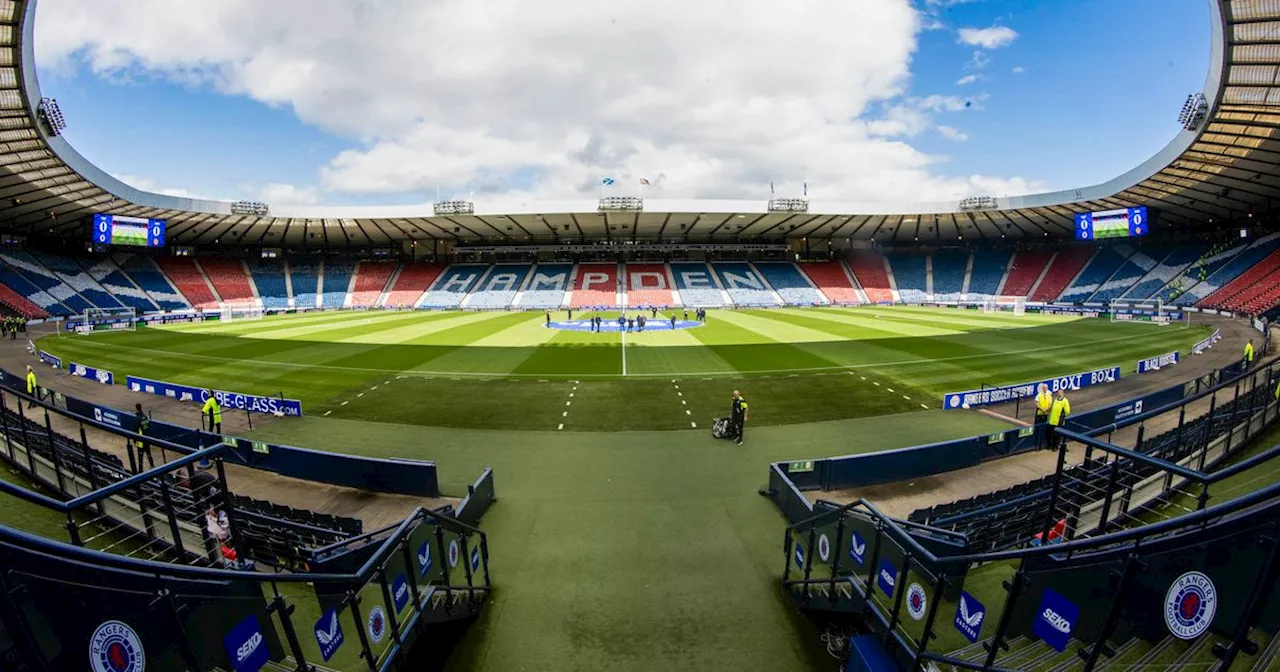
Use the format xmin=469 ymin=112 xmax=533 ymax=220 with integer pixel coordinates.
xmin=0 ymin=0 xmax=1276 ymax=247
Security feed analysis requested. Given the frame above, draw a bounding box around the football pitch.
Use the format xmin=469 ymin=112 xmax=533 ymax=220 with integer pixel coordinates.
xmin=38 ymin=305 xmax=1210 ymax=431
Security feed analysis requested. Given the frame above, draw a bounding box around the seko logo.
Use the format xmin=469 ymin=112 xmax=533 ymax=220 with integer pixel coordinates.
xmin=1033 ymin=588 xmax=1078 ymax=652
xmin=877 ymin=558 xmax=896 ymax=597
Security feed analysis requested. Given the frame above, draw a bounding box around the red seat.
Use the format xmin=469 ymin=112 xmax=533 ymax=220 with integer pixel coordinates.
xmin=848 ymin=254 xmax=893 ymax=303
xmin=1031 ymin=248 xmax=1093 ymax=302
xmin=799 ymin=262 xmax=860 ymax=304
xmin=350 ymin=262 xmax=398 ymax=307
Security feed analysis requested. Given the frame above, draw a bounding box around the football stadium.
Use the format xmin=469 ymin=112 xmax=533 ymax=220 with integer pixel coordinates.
xmin=0 ymin=0 xmax=1278 ymax=670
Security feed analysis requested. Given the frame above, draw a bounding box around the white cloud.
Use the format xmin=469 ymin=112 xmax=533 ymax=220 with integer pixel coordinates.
xmin=37 ymin=0 xmax=1041 ymax=204
xmin=955 ymin=74 xmax=978 ymax=86
xmin=1012 ymin=66 xmax=1026 ymax=74
xmin=957 ymin=26 xmax=1018 ymax=49
xmin=936 ymin=125 xmax=969 ymax=142
xmin=968 ymin=49 xmax=991 ymax=70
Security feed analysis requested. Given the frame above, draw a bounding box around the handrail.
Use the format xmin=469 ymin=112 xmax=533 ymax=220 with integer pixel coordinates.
xmin=64 ymin=444 xmax=224 ymax=509
xmin=1055 ymin=429 xmax=1205 ymax=481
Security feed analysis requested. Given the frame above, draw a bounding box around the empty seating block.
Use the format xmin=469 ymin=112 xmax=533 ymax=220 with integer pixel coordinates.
xmin=624 ymin=263 xmax=677 ymax=308
xmin=1030 ymin=247 xmax=1093 ymax=302
xmin=320 ymin=260 xmax=354 ymax=308
xmin=30 ymin=251 xmax=124 ymax=310
xmin=518 ymin=264 xmax=572 ymax=308
xmin=670 ymin=262 xmax=727 ymax=307
xmin=1122 ymin=244 xmax=1205 ymax=300
xmin=289 ymin=260 xmax=320 ymax=308
xmin=967 ymin=250 xmax=1010 ymax=300
xmin=383 ymin=264 xmax=444 ymax=307
xmin=1198 ymin=248 xmax=1280 ymax=314
xmin=0 ymin=260 xmax=70 ymax=315
xmin=569 ymin=263 xmax=620 ymax=308
xmin=419 ymin=265 xmax=486 ymax=308
xmin=1181 ymin=234 xmax=1280 ymax=305
xmin=848 ymin=254 xmax=893 ymax=303
xmin=0 ymin=251 xmax=94 ymax=313
xmin=713 ymin=262 xmax=780 ymax=306
xmin=1001 ymin=251 xmax=1052 ymax=297
xmin=350 ymin=261 xmax=398 ymax=307
xmin=1058 ymin=247 xmax=1130 ymax=303
xmin=116 ymin=255 xmax=190 ymax=310
xmin=799 ymin=262 xmax=860 ymax=304
xmin=888 ymin=254 xmax=927 ymax=303
xmin=0 ymin=283 xmax=48 ymax=318
xmin=1156 ymin=241 xmax=1251 ymax=303
xmin=198 ymin=259 xmax=257 ymax=307
xmin=248 ymin=260 xmax=288 ymax=309
xmin=755 ymin=262 xmax=826 ymax=305
xmin=1087 ymin=245 xmax=1170 ymax=303
xmin=78 ymin=259 xmax=158 ymax=312
xmin=467 ymin=264 xmax=531 ymax=308
xmin=157 ymin=257 xmax=218 ymax=308
xmin=931 ymin=251 xmax=968 ymax=301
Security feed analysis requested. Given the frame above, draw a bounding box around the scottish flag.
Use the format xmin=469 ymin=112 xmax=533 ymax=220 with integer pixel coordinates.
xmin=601 ymin=177 xmax=615 ymax=186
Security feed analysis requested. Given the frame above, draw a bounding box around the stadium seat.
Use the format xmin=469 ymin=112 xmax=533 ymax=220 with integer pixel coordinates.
xmin=319 ymin=260 xmax=354 ymax=308
xmin=931 ymin=251 xmax=968 ymax=302
xmin=350 ymin=261 xmax=399 ymax=307
xmin=1000 ymin=250 xmax=1052 ymax=297
xmin=0 ymin=250 xmax=95 ymax=313
xmin=419 ymin=264 xmax=486 ymax=308
xmin=669 ymin=262 xmax=727 ymax=307
xmin=797 ymin=262 xmax=861 ymax=304
xmin=1058 ymin=246 xmax=1133 ymax=303
xmin=1178 ymin=233 xmax=1280 ymax=305
xmin=755 ymin=262 xmax=826 ymax=305
xmin=712 ymin=262 xmax=780 ymax=306
xmin=1155 ymin=240 xmax=1252 ymax=304
xmin=624 ymin=263 xmax=678 ymax=308
xmin=569 ymin=263 xmax=621 ymax=308
xmin=288 ymin=260 xmax=321 ymax=308
xmin=1030 ymin=247 xmax=1094 ymax=302
xmin=966 ymin=250 xmax=1011 ymax=300
xmin=847 ymin=253 xmax=893 ymax=303
xmin=29 ymin=251 xmax=126 ymax=310
xmin=383 ymin=263 xmax=444 ymax=307
xmin=465 ymin=264 xmax=531 ymax=309
xmin=247 ymin=259 xmax=289 ymax=309
xmin=0 ymin=259 xmax=72 ymax=315
xmin=1198 ymin=247 xmax=1280 ymax=314
xmin=887 ymin=254 xmax=927 ymax=303
xmin=1085 ymin=245 xmax=1171 ymax=303
xmin=517 ymin=263 xmax=572 ymax=308
xmin=76 ymin=258 xmax=160 ymax=313
xmin=156 ymin=257 xmax=219 ymax=308
xmin=1121 ymin=244 xmax=1206 ymax=300
xmin=198 ymin=258 xmax=258 ymax=307
xmin=0 ymin=282 xmax=49 ymax=318
xmin=115 ymin=254 xmax=191 ymax=311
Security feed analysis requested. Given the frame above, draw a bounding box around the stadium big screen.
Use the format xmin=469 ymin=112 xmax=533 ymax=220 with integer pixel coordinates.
xmin=91 ymin=213 xmax=166 ymax=247
xmin=1074 ymin=206 xmax=1148 ymax=240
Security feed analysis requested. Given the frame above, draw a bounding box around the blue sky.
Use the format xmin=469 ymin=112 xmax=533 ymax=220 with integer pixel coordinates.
xmin=35 ymin=0 xmax=1210 ymax=207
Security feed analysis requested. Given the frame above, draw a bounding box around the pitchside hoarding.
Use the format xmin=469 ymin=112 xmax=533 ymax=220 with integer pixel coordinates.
xmin=943 ymin=366 xmax=1121 ymax=410
xmin=126 ymin=375 xmax=303 ymax=417
xmin=1137 ymin=351 xmax=1180 ymax=374
xmin=69 ymin=362 xmax=114 ymax=385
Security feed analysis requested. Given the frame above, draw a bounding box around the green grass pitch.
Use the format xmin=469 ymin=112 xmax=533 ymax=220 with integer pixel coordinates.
xmin=29 ymin=306 xmax=1217 ymax=670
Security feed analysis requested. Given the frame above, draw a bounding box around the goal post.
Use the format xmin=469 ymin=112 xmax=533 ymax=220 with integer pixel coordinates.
xmin=70 ymin=306 xmax=136 ymax=334
xmin=982 ymin=295 xmax=1026 ymax=316
xmin=1109 ymin=299 xmax=1185 ymax=325
xmin=219 ymin=303 xmax=264 ymax=322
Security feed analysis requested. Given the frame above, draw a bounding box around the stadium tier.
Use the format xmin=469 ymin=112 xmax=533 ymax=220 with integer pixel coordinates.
xmin=1178 ymin=233 xmax=1280 ymax=305
xmin=798 ymin=261 xmax=861 ymax=304
xmin=755 ymin=262 xmax=827 ymax=305
xmin=517 ymin=263 xmax=572 ymax=308
xmin=1030 ymin=246 xmax=1092 ymax=302
xmin=848 ymin=253 xmax=894 ymax=303
xmin=115 ymin=254 xmax=190 ymax=310
xmin=198 ymin=258 xmax=256 ymax=307
xmin=1057 ymin=245 xmax=1131 ymax=303
xmin=1120 ymin=243 xmax=1205 ymax=300
xmin=712 ymin=262 xmax=781 ymax=306
xmin=419 ymin=264 xmax=486 ymax=308
xmin=28 ymin=251 xmax=125 ymax=310
xmin=670 ymin=261 xmax=728 ymax=307
xmin=1198 ymin=247 xmax=1280 ymax=313
xmin=77 ymin=258 xmax=159 ymax=313
xmin=0 ymin=282 xmax=47 ymax=318
xmin=0 ymin=250 xmax=93 ymax=313
xmin=1000 ymin=250 xmax=1052 ymax=297
xmin=966 ymin=250 xmax=1011 ymax=300
xmin=247 ymin=259 xmax=288 ymax=309
xmin=623 ymin=263 xmax=677 ymax=307
xmin=350 ymin=260 xmax=398 ymax=307
xmin=320 ymin=259 xmax=354 ymax=308
xmin=931 ymin=250 xmax=968 ymax=302
xmin=569 ymin=263 xmax=620 ymax=308
xmin=888 ymin=253 xmax=927 ymax=303
xmin=465 ymin=264 xmax=531 ymax=309
xmin=288 ymin=258 xmax=321 ymax=308
xmin=383 ymin=262 xmax=444 ymax=307
xmin=155 ymin=256 xmax=219 ymax=308
xmin=1085 ymin=244 xmax=1170 ymax=303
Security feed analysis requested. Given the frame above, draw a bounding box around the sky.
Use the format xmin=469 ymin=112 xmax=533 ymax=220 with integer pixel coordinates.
xmin=33 ymin=0 xmax=1211 ymax=208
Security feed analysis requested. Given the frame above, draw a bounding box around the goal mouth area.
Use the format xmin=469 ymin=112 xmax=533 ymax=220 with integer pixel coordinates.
xmin=982 ymin=296 xmax=1027 ymax=315
xmin=69 ymin=307 xmax=138 ymax=334
xmin=218 ymin=303 xmax=265 ymax=322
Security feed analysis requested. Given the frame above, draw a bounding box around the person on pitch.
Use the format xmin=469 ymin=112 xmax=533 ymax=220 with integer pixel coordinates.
xmin=730 ymin=389 xmax=748 ymax=446
xmin=1047 ymin=387 xmax=1071 ymax=450
xmin=670 ymin=313 xmax=677 ymax=329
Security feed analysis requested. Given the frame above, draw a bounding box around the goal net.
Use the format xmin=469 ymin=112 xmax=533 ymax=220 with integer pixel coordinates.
xmin=982 ymin=295 xmax=1026 ymax=316
xmin=1109 ymin=299 xmax=1180 ymax=325
xmin=70 ymin=307 xmax=136 ymax=334
xmin=219 ymin=303 xmax=264 ymax=322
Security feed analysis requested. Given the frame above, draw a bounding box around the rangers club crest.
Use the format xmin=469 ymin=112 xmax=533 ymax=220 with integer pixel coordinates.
xmin=1165 ymin=571 xmax=1217 ymax=640
xmin=448 ymin=540 xmax=460 ymax=568
xmin=817 ymin=534 xmax=830 ymax=562
xmin=367 ymin=605 xmax=387 ymax=644
xmin=906 ymin=583 xmax=927 ymax=621
xmin=90 ymin=620 xmax=146 ymax=672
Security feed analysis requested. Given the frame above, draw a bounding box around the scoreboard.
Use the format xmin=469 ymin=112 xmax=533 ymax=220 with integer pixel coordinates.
xmin=92 ymin=214 xmax=166 ymax=248
xmin=1075 ymin=207 xmax=1148 ymax=240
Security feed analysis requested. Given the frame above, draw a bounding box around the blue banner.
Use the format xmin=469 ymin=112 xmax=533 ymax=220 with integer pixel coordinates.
xmin=125 ymin=375 xmax=303 ymax=417
xmin=69 ymin=362 xmax=114 ymax=385
xmin=1137 ymin=351 xmax=1180 ymax=374
xmin=37 ymin=351 xmax=61 ymax=369
xmin=943 ymin=366 xmax=1121 ymax=410
xmin=1192 ymin=329 xmax=1222 ymax=355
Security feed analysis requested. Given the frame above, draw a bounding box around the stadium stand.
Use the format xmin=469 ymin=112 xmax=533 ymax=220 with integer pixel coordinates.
xmin=624 ymin=263 xmax=677 ymax=308
xmin=1197 ymin=248 xmax=1280 ymax=314
xmin=0 ymin=260 xmax=70 ymax=316
xmin=0 ymin=250 xmax=94 ymax=313
xmin=847 ymin=253 xmax=893 ymax=303
xmin=29 ymin=251 xmax=125 ymax=310
xmin=229 ymin=494 xmax=362 ymax=570
xmin=465 ymin=264 xmax=531 ymax=308
xmin=288 ymin=259 xmax=320 ymax=308
xmin=713 ymin=262 xmax=780 ymax=306
xmin=383 ymin=263 xmax=444 ymax=307
xmin=1058 ymin=246 xmax=1132 ymax=303
xmin=755 ymin=262 xmax=826 ymax=305
xmin=887 ymin=254 xmax=927 ymax=303
xmin=670 ymin=261 xmax=728 ymax=306
xmin=931 ymin=250 xmax=968 ymax=301
xmin=517 ymin=263 xmax=572 ymax=308
xmin=1086 ymin=244 xmax=1170 ymax=303
xmin=1121 ymin=243 xmax=1205 ymax=300
xmin=0 ymin=283 xmax=48 ymax=318
xmin=1029 ymin=247 xmax=1093 ymax=302
xmin=419 ymin=264 xmax=486 ymax=308
xmin=247 ymin=259 xmax=289 ymax=309
xmin=1000 ymin=250 xmax=1052 ymax=297
xmin=350 ymin=261 xmax=398 ymax=307
xmin=965 ymin=250 xmax=1010 ymax=300
xmin=320 ymin=259 xmax=354 ymax=308
xmin=115 ymin=254 xmax=190 ymax=310
xmin=198 ymin=258 xmax=257 ymax=307
xmin=569 ymin=263 xmax=620 ymax=308
xmin=1177 ymin=233 xmax=1280 ymax=305
xmin=77 ymin=258 xmax=159 ymax=313
xmin=156 ymin=256 xmax=219 ymax=308
xmin=798 ymin=262 xmax=860 ymax=304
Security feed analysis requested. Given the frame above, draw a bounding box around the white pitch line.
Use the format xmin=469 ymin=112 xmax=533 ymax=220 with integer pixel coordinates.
xmin=566 ymin=401 xmax=571 ymax=406
xmin=681 ymin=400 xmax=686 ymax=405
xmin=686 ymin=410 xmax=691 ymax=415
xmin=384 ymin=380 xmax=390 ymax=385
xmin=570 ymin=393 xmax=574 ymax=398
xmin=903 ymin=395 xmax=910 ymax=400
xmin=920 ymin=404 xmax=929 ymax=409
xmin=357 ymin=392 xmax=365 ymax=397
xmin=341 ymin=401 xmax=349 ymax=406
xmin=558 ymin=423 xmax=564 ymax=430
xmin=621 ymin=327 xmax=627 ymax=376
xmin=562 ymin=411 xmax=568 ymax=417
xmin=691 ymin=422 xmax=697 ymax=428
xmin=887 ymin=388 xmax=894 ymax=393
xmin=323 ymin=410 xmax=331 ymax=416
xmin=873 ymin=382 xmax=880 ymax=387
